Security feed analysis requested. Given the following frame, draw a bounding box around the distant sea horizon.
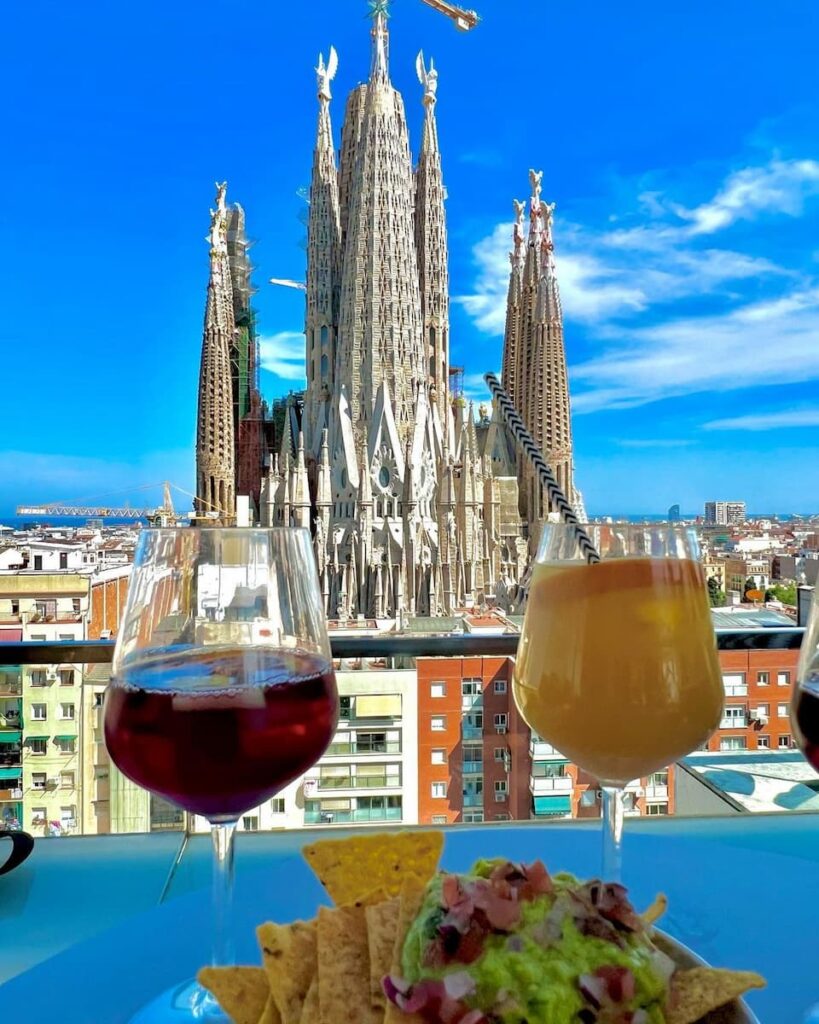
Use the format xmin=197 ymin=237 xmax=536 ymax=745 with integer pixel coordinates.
xmin=0 ymin=511 xmax=816 ymax=531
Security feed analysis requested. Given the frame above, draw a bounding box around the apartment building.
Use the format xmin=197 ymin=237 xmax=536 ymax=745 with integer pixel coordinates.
xmin=724 ymin=556 xmax=771 ymax=595
xmin=704 ymin=501 xmax=746 ymax=526
xmin=416 ymin=657 xmax=531 ymax=825
xmin=0 ymin=572 xmax=87 ymax=836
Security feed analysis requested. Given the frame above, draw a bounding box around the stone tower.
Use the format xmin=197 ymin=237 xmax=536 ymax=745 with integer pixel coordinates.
xmin=261 ymin=8 xmax=584 ymax=616
xmin=500 ymin=171 xmax=584 ymax=545
xmin=195 ymin=182 xmax=236 ymax=523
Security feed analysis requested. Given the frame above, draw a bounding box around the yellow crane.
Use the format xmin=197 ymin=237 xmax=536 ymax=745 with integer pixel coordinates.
xmin=16 ymin=482 xmax=187 ymax=524
xmin=419 ymin=0 xmax=479 ymax=31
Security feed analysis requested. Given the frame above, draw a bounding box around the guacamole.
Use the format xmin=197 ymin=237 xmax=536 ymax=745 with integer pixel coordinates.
xmin=389 ymin=860 xmax=673 ymax=1024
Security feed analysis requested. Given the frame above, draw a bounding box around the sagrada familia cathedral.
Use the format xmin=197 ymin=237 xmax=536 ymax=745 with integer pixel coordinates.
xmin=195 ymin=5 xmax=584 ymax=620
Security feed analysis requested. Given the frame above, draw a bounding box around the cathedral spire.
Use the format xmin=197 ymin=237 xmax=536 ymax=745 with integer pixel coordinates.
xmin=195 ymin=181 xmax=236 ymax=523
xmin=369 ymin=2 xmax=390 ymax=80
xmin=501 ymin=198 xmax=525 ymax=410
xmin=415 ymin=50 xmax=449 ymax=424
xmin=304 ymin=46 xmax=342 ymax=458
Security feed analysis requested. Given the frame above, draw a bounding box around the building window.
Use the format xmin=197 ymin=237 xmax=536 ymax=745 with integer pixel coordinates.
xmin=431 ymin=814 xmax=447 ymax=824
xmin=494 ymin=813 xmax=510 ymax=821
xmin=494 ymin=714 xmax=508 ymax=732
xmin=646 ymin=803 xmax=669 ymax=815
xmin=242 ymin=816 xmax=259 ymax=831
xmin=463 ymin=811 xmax=484 ymax=823
xmin=431 ymin=782 xmax=447 ymax=799
xmin=31 ymin=772 xmax=47 ymax=791
xmin=431 ymin=749 xmax=446 ymax=765
xmin=757 ymin=672 xmax=769 ymax=685
xmin=270 ymin=799 xmax=285 ymax=814
xmin=648 ymin=771 xmax=668 ymax=787
xmin=31 ymin=806 xmax=47 ymax=825
xmin=59 ymin=670 xmax=74 ymax=686
xmin=60 ymin=771 xmax=75 ymax=789
xmin=30 ymin=670 xmax=46 ymax=687
xmin=430 ymin=682 xmax=446 ymax=698
xmin=60 ymin=703 xmax=75 ymax=720
xmin=72 ymin=599 xmax=81 ymax=614
xmin=33 ymin=555 xmax=43 ymax=571
xmin=532 ymin=761 xmax=566 ymax=778
xmin=777 ymin=704 xmax=788 ymax=718
xmin=55 ymin=737 xmax=76 ymax=754
xmin=580 ymin=789 xmax=598 ymax=807
xmin=779 ymin=735 xmax=793 ymax=749
xmin=494 ymin=781 xmax=508 ymax=801
xmin=778 ymin=672 xmax=791 ymax=686
xmin=28 ymin=739 xmax=47 ymax=755
xmin=720 ymin=737 xmax=747 ymax=751
xmin=756 ymin=704 xmax=769 ymax=718
xmin=93 ymin=692 xmax=104 ymax=707
xmin=494 ymin=747 xmax=506 ymax=762
xmin=494 ymin=679 xmax=507 ymax=694
xmin=722 ymin=673 xmax=747 ymax=697
xmin=31 ymin=703 xmax=47 ymax=721
xmin=430 ymin=716 xmax=446 ymax=732
xmin=461 ymin=680 xmax=481 ymax=696
xmin=722 ymin=706 xmax=746 ymax=725
xmin=757 ymin=736 xmax=770 ymax=749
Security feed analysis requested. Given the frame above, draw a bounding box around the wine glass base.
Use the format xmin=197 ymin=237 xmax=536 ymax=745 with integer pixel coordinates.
xmin=128 ymin=978 xmax=230 ymax=1023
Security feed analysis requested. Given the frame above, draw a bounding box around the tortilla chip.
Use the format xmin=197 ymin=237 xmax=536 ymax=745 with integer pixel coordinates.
xmin=317 ymin=904 xmax=380 ymax=1024
xmin=366 ymin=895 xmax=401 ymax=1006
xmin=352 ymin=886 xmax=391 ymax=909
xmin=384 ymin=877 xmax=429 ymax=1024
xmin=303 ymin=830 xmax=443 ymax=906
xmin=197 ymin=966 xmax=270 ymax=1024
xmin=641 ymin=892 xmax=668 ymax=925
xmin=259 ymin=996 xmax=282 ymax=1024
xmin=300 ymin=980 xmax=318 ymax=1024
xmin=668 ymin=967 xmax=766 ymax=1024
xmin=257 ymin=919 xmax=317 ymax=1024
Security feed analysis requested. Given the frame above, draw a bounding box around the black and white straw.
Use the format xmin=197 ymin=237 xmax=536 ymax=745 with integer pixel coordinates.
xmin=484 ymin=372 xmax=600 ymax=565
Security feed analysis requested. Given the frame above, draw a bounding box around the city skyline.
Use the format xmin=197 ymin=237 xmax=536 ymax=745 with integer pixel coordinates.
xmin=3 ymin=0 xmax=819 ymax=515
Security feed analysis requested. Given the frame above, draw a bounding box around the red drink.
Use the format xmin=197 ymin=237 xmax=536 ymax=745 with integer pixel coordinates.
xmin=792 ymin=676 xmax=819 ymax=771
xmin=104 ymin=646 xmax=338 ymax=820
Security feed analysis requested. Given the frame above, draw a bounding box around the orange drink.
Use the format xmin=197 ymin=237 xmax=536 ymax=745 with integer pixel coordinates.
xmin=513 ymin=556 xmax=723 ymax=786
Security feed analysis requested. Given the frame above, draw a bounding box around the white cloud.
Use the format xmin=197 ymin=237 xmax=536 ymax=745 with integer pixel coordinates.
xmin=704 ymin=408 xmax=819 ymax=431
xmin=678 ymin=159 xmax=819 ymax=235
xmin=457 ymin=151 xmax=819 ymax=414
xmin=571 ymin=286 xmax=819 ymax=412
xmin=259 ymin=331 xmax=307 ymax=382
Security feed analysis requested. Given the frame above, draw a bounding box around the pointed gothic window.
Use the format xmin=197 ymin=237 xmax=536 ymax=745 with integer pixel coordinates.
xmin=320 ymin=326 xmax=329 ymax=346
xmin=321 ymin=354 xmax=329 ymax=380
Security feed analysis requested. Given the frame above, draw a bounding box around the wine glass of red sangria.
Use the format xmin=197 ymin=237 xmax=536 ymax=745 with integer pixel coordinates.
xmin=104 ymin=528 xmax=338 ymax=1022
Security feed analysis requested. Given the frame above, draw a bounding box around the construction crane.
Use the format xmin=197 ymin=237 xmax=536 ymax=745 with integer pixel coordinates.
xmin=17 ymin=482 xmax=187 ymax=525
xmin=419 ymin=0 xmax=479 ymax=30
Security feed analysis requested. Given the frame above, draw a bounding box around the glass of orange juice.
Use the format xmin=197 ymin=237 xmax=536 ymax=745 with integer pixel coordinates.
xmin=513 ymin=523 xmax=723 ymax=880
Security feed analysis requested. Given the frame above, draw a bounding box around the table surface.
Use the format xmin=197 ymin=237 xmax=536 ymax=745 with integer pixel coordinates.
xmin=1 ymin=815 xmax=818 ymax=1024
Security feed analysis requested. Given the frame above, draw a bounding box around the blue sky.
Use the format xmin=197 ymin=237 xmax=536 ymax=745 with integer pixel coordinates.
xmin=3 ymin=0 xmax=818 ymax=516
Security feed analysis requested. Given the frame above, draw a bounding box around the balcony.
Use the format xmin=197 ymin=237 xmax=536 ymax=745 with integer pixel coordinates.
xmin=530 ymin=740 xmax=566 ymax=760
xmin=720 ymin=715 xmax=749 ymax=729
xmin=317 ymin=775 xmax=401 ymax=791
xmin=530 ymin=775 xmax=573 ymax=795
xmin=325 ymin=740 xmax=401 ymax=756
xmin=462 ymin=759 xmax=483 ymax=774
xmin=462 ymin=725 xmax=482 ymax=740
xmin=303 ymin=806 xmax=402 ymax=825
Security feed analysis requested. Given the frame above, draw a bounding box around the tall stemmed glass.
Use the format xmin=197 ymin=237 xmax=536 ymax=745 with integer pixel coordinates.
xmin=105 ymin=528 xmax=338 ymax=1022
xmin=791 ymin=585 xmax=819 ymax=1024
xmin=513 ymin=523 xmax=723 ymax=881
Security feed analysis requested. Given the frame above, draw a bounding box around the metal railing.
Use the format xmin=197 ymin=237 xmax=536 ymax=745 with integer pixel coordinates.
xmin=0 ymin=626 xmax=804 ymax=667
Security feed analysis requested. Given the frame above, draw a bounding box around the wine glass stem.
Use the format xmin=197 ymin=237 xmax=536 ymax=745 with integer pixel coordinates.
xmin=211 ymin=821 xmax=238 ymax=967
xmin=601 ymin=785 xmax=625 ymax=882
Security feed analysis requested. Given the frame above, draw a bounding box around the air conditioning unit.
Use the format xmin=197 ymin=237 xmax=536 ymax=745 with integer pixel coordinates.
xmin=46 ymin=670 xmax=58 ymax=682
xmin=46 ymin=777 xmax=59 ymax=789
xmin=100 ymin=630 xmax=112 ymax=640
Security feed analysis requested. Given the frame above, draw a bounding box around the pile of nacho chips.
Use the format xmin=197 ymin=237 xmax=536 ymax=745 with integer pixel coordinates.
xmin=198 ymin=831 xmax=764 ymax=1024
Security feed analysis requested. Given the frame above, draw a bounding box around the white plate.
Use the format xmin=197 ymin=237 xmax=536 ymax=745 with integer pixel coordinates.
xmin=654 ymin=929 xmax=761 ymax=1023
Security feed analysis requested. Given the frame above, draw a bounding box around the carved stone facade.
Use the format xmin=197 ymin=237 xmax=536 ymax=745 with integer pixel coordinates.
xmin=195 ymin=183 xmax=236 ymax=523
xmin=259 ymin=13 xmax=583 ymax=617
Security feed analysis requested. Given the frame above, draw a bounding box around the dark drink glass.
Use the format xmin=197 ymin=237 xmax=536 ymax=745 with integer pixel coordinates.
xmin=791 ymin=586 xmax=819 ymax=1023
xmin=104 ymin=528 xmax=338 ymax=1023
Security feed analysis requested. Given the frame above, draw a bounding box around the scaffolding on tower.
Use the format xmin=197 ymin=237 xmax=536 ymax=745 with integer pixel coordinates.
xmin=226 ymin=204 xmax=265 ymax=513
